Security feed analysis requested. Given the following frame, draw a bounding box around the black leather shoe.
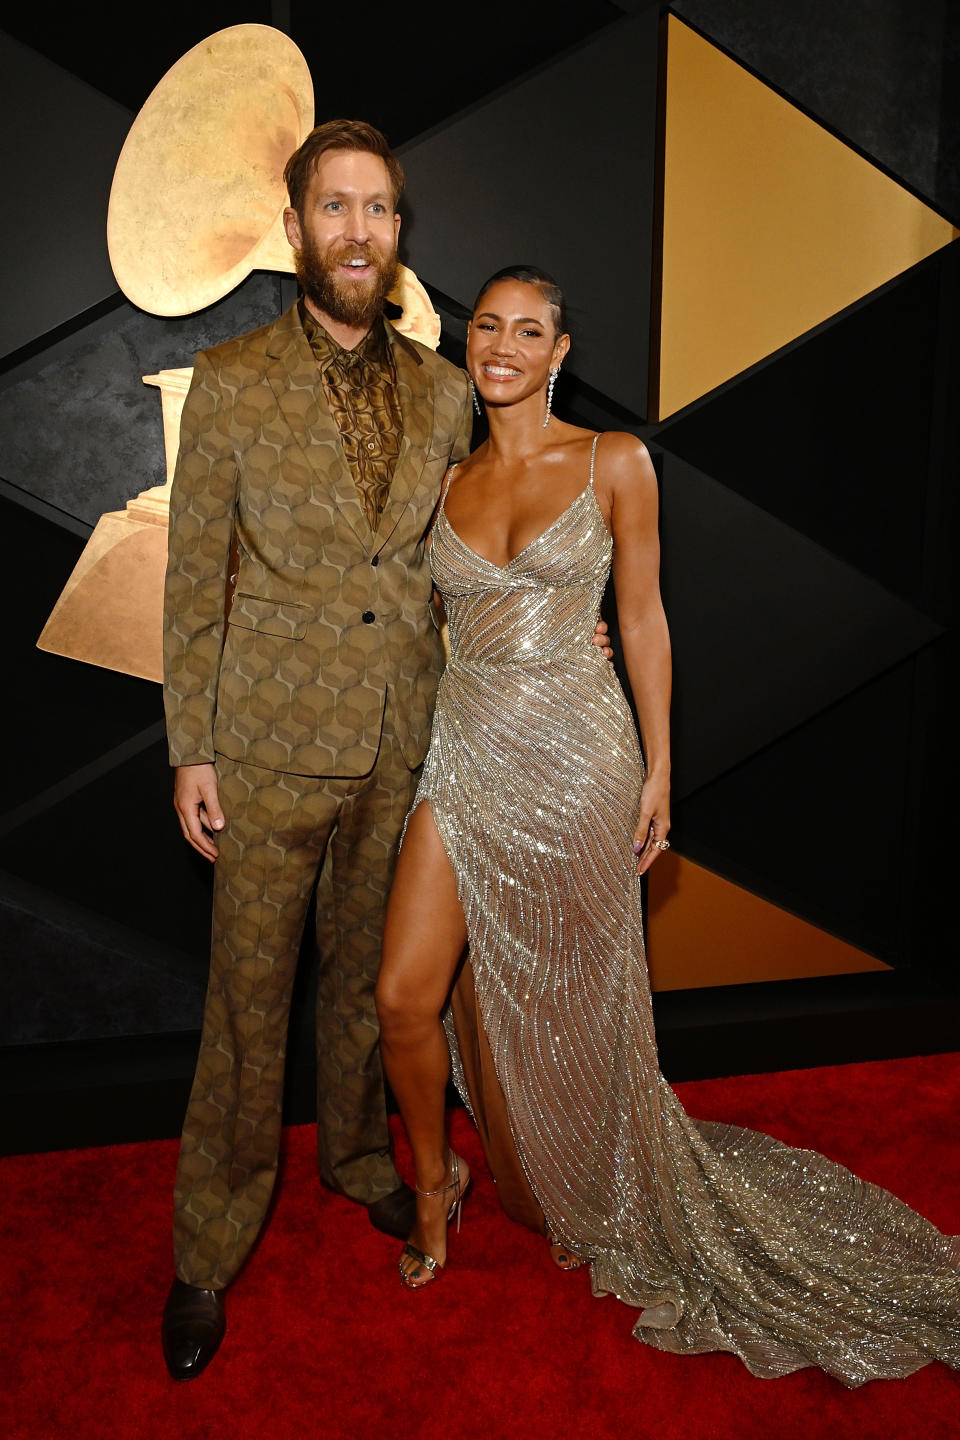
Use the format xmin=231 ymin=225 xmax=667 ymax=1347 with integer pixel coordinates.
xmin=367 ymin=1182 xmax=417 ymax=1240
xmin=162 ymin=1278 xmax=226 ymax=1380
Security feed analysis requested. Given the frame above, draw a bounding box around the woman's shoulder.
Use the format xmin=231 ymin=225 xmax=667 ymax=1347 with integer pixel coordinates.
xmin=447 ymin=439 xmax=488 ymax=484
xmin=594 ymin=431 xmax=655 ymax=486
xmin=595 ymin=430 xmax=651 ymax=463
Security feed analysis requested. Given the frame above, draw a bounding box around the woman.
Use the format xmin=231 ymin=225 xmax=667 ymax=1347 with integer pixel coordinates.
xmin=375 ymin=267 xmax=959 ymax=1385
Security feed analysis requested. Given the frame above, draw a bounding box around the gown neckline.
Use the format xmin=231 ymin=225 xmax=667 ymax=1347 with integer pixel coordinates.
xmin=439 ymin=482 xmax=606 ymax=573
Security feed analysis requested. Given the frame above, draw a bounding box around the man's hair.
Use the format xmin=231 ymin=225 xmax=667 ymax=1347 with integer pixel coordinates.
xmin=284 ymin=119 xmax=405 ymax=216
xmin=473 ymin=265 xmax=568 ymax=338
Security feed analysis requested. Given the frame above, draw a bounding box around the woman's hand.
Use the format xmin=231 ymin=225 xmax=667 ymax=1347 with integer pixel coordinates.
xmin=632 ymin=770 xmax=671 ymax=875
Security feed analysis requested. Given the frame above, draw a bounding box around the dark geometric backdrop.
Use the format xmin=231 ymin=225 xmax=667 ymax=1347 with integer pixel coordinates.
xmin=1 ymin=0 xmax=957 ymax=1153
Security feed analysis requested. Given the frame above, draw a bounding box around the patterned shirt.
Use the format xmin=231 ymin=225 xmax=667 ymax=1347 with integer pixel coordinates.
xmin=300 ymin=302 xmax=404 ymax=531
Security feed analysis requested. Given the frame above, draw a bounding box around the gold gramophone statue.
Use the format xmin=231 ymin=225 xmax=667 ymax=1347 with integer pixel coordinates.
xmin=38 ymin=23 xmax=441 ymax=682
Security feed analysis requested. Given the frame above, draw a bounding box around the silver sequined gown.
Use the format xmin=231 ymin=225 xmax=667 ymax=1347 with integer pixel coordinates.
xmin=414 ymin=436 xmax=960 ymax=1386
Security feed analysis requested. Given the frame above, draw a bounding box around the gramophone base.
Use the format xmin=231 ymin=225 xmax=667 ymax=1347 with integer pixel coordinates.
xmin=37 ymin=506 xmax=166 ymax=683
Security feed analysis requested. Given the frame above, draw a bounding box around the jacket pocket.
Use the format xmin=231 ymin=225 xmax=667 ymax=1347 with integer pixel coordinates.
xmin=227 ymin=592 xmax=311 ymax=639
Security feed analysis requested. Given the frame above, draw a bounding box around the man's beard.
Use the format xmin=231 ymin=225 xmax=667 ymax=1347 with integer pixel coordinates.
xmin=295 ymin=235 xmax=399 ymax=330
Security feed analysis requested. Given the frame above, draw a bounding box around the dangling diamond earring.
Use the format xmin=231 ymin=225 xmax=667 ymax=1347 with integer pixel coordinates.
xmin=469 ymin=377 xmax=482 ymax=416
xmin=543 ymin=366 xmax=559 ymax=428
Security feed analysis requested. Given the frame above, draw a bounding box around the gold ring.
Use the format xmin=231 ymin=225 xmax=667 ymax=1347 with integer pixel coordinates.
xmin=652 ymin=839 xmax=670 ymax=851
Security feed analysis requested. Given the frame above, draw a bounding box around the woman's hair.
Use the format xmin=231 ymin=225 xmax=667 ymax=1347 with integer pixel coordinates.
xmin=472 ymin=266 xmax=567 ymax=338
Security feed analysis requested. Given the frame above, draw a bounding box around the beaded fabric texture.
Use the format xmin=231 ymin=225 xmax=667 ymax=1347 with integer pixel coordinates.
xmin=414 ymin=434 xmax=960 ymax=1386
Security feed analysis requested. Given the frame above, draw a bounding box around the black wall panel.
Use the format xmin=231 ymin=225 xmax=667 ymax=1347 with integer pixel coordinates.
xmin=0 ymin=9 xmax=274 ymax=116
xmin=291 ymin=0 xmax=623 ymax=146
xmin=0 ymin=498 xmax=210 ymax=1051
xmin=658 ymin=454 xmax=939 ymax=799
xmin=0 ymin=738 xmax=212 ymax=964
xmin=399 ymin=9 xmax=660 ymax=415
xmin=0 ymin=275 xmax=282 ymax=525
xmin=0 ymin=32 xmax=132 ymax=357
xmin=3 ymin=5 xmax=623 ymax=147
xmin=0 ymin=870 xmax=203 ymax=1047
xmin=0 ymin=500 xmax=160 ymax=806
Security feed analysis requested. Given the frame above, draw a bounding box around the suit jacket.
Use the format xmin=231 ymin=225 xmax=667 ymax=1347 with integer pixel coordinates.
xmin=163 ymin=303 xmax=473 ymax=777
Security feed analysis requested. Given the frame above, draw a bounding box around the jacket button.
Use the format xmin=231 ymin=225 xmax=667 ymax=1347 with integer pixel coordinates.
xmin=362 ymin=610 xmax=376 ymax=624
xmin=370 ymin=555 xmax=379 ymax=567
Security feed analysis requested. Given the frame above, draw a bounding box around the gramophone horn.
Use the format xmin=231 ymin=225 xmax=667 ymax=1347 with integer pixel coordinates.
xmin=107 ymin=24 xmax=313 ymax=316
xmin=106 ymin=22 xmax=440 ymax=347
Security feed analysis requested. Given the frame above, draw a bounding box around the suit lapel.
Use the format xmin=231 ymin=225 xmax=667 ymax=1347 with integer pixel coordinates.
xmin=376 ymin=324 xmax=436 ymax=547
xmin=264 ymin=305 xmax=371 ymax=548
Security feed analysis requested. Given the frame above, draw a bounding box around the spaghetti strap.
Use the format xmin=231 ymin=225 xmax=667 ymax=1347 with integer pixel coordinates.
xmin=428 ymin=463 xmax=458 ymax=546
xmin=439 ymin=463 xmax=458 ymax=513
xmin=589 ymin=433 xmax=600 ymax=487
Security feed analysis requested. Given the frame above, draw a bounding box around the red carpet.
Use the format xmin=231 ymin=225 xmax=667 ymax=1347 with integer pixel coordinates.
xmin=2 ymin=1053 xmax=958 ymax=1440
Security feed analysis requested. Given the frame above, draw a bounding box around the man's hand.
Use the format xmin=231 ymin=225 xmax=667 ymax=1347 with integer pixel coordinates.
xmin=591 ymin=617 xmax=614 ymax=660
xmin=173 ymin=764 xmax=225 ymax=861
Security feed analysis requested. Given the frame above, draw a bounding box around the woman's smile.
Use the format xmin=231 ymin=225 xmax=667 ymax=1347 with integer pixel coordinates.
xmin=481 ymin=362 xmax=522 ymax=381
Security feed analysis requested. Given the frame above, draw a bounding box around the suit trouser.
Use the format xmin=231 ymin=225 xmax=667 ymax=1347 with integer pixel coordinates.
xmin=173 ymin=696 xmax=419 ymax=1290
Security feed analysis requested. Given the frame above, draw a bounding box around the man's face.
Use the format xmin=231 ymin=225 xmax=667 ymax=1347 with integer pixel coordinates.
xmin=284 ymin=149 xmax=401 ymax=331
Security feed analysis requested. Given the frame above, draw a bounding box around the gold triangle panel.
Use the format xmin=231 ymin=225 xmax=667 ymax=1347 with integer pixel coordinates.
xmin=657 ymin=17 xmax=957 ymax=420
xmin=646 ymin=850 xmax=889 ymax=992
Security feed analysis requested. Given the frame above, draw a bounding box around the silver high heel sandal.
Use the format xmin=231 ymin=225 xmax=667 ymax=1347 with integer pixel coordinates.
xmin=398 ymin=1152 xmax=470 ymax=1290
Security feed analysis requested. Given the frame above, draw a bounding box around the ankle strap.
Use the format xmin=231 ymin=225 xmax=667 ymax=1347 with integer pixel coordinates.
xmin=415 ymin=1153 xmax=459 ymax=1197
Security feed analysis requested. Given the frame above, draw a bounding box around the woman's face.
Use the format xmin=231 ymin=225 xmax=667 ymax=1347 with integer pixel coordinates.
xmin=467 ymin=279 xmax=569 ymax=408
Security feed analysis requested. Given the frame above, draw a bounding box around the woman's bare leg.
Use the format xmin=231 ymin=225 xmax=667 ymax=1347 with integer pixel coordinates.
xmin=376 ymin=802 xmax=469 ymax=1282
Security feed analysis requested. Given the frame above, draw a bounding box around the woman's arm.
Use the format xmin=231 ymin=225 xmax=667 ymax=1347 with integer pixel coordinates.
xmin=601 ymin=433 xmax=672 ymax=873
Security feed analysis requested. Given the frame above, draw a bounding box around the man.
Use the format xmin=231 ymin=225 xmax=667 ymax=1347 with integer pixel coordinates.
xmin=160 ymin=119 xmax=472 ymax=1380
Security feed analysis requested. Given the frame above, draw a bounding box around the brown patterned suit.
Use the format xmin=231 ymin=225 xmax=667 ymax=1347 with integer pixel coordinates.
xmin=163 ymin=301 xmax=472 ymax=1289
